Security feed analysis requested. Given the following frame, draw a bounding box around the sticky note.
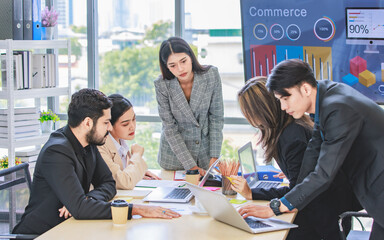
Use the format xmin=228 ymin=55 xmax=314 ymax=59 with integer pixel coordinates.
xmin=229 ymin=199 xmax=247 ymax=204
xmin=204 ymin=187 xmax=220 ymax=191
xmin=114 ymin=197 xmax=133 ymax=202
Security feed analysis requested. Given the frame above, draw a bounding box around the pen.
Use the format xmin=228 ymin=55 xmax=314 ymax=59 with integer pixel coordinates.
xmin=178 ymin=183 xmax=186 ymax=188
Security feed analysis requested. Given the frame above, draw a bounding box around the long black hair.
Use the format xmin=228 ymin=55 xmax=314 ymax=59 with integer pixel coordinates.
xmin=159 ymin=36 xmax=209 ymax=80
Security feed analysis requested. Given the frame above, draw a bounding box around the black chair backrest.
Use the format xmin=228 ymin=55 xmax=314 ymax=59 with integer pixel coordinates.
xmin=0 ymin=163 xmax=32 ymax=191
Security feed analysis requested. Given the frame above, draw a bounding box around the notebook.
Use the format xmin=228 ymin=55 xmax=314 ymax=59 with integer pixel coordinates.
xmin=238 ymin=142 xmax=281 ymax=189
xmin=186 ymin=182 xmax=297 ymax=234
xmin=142 ymin=158 xmax=220 ymax=203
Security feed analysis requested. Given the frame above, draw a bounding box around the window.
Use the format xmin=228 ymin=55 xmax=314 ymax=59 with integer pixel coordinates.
xmin=97 ymin=0 xmax=174 ymax=168
xmin=185 ymin=0 xmax=260 ymax=163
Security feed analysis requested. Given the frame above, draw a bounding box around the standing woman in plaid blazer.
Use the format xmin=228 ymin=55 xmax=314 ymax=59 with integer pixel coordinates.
xmin=154 ymin=37 xmax=224 ymax=175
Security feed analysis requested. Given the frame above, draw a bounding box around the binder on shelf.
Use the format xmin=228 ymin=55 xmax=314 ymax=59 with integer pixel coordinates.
xmin=32 ymin=0 xmax=42 ymax=40
xmin=0 ymin=0 xmax=23 ymax=40
xmin=23 ymin=0 xmax=33 ymax=40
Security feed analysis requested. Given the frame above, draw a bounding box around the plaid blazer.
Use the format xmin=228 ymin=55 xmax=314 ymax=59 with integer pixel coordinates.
xmin=154 ymin=66 xmax=224 ymax=170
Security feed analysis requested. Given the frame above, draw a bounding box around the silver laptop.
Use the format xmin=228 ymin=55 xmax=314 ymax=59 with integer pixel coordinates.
xmin=186 ymin=182 xmax=297 ymax=233
xmin=238 ymin=142 xmax=281 ymax=189
xmin=143 ymin=158 xmax=220 ymax=203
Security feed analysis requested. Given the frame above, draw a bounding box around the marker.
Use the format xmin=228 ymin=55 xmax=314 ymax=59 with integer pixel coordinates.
xmin=178 ymin=183 xmax=186 ymax=188
xmin=226 ymin=176 xmax=235 ymax=184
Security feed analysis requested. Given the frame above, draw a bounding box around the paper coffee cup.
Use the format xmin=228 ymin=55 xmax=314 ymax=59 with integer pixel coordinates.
xmin=185 ymin=169 xmax=200 ymax=185
xmin=111 ymin=199 xmax=129 ymax=225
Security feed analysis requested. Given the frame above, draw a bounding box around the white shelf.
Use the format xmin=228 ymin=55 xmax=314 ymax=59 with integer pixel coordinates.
xmin=0 ymin=40 xmax=68 ymax=50
xmin=0 ymin=39 xmax=71 ymax=166
xmin=0 ymin=133 xmax=50 ymax=148
xmin=0 ymin=87 xmax=70 ymax=100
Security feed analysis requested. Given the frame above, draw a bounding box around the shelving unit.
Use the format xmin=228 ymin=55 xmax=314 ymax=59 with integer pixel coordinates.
xmin=0 ymin=39 xmax=72 ymax=167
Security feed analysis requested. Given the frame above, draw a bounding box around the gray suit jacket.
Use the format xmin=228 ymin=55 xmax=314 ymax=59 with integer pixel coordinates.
xmin=154 ymin=66 xmax=224 ymax=170
xmin=285 ymin=80 xmax=384 ymax=227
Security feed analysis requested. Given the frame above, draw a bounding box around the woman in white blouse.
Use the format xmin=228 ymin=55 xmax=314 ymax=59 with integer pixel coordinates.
xmin=98 ymin=94 xmax=160 ymax=190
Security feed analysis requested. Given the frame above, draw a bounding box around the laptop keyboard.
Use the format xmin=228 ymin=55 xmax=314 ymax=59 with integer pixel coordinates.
xmin=245 ymin=217 xmax=271 ymax=229
xmin=257 ymin=181 xmax=280 ymax=189
xmin=164 ymin=188 xmax=191 ymax=199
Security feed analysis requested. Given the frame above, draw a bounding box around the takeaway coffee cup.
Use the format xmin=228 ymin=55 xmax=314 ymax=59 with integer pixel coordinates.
xmin=185 ymin=169 xmax=200 ymax=185
xmin=111 ymin=199 xmax=129 ymax=225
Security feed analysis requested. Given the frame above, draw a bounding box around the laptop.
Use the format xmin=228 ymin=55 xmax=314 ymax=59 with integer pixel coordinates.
xmin=238 ymin=142 xmax=281 ymax=189
xmin=186 ymin=182 xmax=297 ymax=233
xmin=142 ymin=158 xmax=220 ymax=203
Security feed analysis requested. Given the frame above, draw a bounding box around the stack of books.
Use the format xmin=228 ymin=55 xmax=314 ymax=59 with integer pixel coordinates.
xmin=0 ymin=107 xmax=41 ymax=139
xmin=1 ymin=52 xmax=56 ymax=90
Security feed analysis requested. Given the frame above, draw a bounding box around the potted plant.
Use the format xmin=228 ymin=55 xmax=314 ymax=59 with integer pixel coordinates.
xmin=41 ymin=6 xmax=59 ymax=40
xmin=0 ymin=156 xmax=21 ymax=170
xmin=39 ymin=109 xmax=60 ymax=133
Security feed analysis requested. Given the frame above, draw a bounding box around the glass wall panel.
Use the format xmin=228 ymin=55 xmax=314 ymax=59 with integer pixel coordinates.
xmin=57 ymin=0 xmax=87 ymax=113
xmin=98 ymin=0 xmax=174 ymax=111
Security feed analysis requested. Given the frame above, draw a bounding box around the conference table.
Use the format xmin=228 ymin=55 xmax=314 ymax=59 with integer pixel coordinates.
xmin=36 ymin=170 xmax=296 ymax=240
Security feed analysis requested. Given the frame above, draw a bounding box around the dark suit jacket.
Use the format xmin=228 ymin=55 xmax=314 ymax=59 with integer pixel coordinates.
xmin=13 ymin=126 xmax=116 ymax=235
xmin=252 ymin=122 xmax=360 ymax=239
xmin=285 ymin=80 xmax=384 ymax=227
xmin=251 ymin=122 xmax=311 ymax=200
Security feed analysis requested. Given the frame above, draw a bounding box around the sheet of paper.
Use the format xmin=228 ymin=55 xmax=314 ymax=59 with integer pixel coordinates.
xmin=174 ymin=170 xmax=186 ymax=180
xmin=145 ymin=202 xmax=193 ymax=215
xmin=136 ymin=180 xmax=184 ymax=188
xmin=204 ymin=187 xmax=220 ymax=191
xmin=115 ymin=189 xmax=152 ymax=199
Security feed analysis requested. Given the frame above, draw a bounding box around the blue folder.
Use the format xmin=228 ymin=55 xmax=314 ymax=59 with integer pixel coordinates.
xmin=32 ymin=0 xmax=41 ymax=40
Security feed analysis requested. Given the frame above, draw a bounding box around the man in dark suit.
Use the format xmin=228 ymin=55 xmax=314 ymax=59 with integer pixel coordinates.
xmin=238 ymin=59 xmax=384 ymax=239
xmin=13 ymin=89 xmax=180 ymax=235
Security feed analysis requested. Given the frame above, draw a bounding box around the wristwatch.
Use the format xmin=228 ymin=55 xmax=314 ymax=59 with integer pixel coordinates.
xmin=269 ymin=198 xmax=283 ymax=216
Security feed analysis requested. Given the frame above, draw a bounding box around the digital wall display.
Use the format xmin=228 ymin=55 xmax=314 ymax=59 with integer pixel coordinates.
xmin=346 ymin=8 xmax=384 ymax=40
xmin=240 ymin=0 xmax=384 ymax=104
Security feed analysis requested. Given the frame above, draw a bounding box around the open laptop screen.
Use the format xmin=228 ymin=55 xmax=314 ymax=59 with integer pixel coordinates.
xmin=238 ymin=142 xmax=258 ymax=184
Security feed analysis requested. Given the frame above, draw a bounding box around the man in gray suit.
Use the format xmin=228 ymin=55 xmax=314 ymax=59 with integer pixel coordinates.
xmin=238 ymin=59 xmax=384 ymax=239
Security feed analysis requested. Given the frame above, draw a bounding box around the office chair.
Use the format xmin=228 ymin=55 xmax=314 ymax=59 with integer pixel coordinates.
xmin=339 ymin=211 xmax=371 ymax=240
xmin=0 ymin=163 xmax=38 ymax=239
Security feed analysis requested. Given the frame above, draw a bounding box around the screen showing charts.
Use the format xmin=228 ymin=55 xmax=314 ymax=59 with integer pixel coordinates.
xmin=346 ymin=8 xmax=384 ymax=40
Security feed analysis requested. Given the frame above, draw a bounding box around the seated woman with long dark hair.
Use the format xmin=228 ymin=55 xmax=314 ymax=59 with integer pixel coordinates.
xmin=98 ymin=94 xmax=160 ymax=190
